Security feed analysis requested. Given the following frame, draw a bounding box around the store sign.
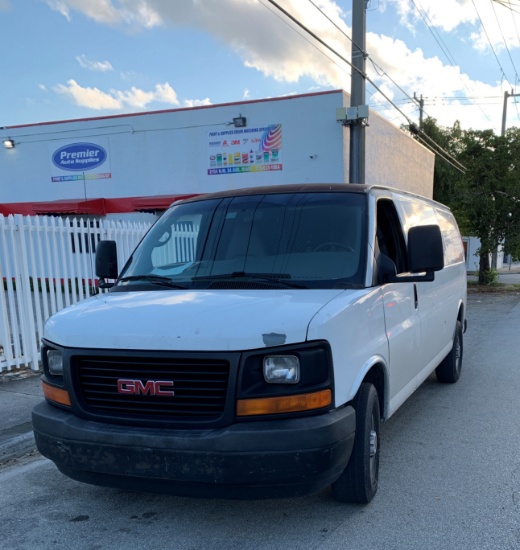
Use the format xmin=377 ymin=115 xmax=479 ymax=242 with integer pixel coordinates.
xmin=207 ymin=124 xmax=282 ymax=176
xmin=52 ymin=142 xmax=107 ymax=171
xmin=50 ymin=139 xmax=112 ymax=182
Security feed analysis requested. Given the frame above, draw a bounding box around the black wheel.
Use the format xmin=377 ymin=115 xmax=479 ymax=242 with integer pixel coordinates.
xmin=332 ymin=383 xmax=380 ymax=504
xmin=436 ymin=320 xmax=463 ymax=383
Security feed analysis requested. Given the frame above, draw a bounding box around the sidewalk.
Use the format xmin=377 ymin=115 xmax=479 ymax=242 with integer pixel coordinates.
xmin=0 ymin=368 xmax=42 ymax=466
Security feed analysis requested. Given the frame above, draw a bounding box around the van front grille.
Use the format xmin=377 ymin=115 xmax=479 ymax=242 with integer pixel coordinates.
xmin=74 ymin=355 xmax=230 ymax=423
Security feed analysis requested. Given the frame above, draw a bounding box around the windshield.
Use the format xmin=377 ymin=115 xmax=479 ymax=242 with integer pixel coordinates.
xmin=117 ymin=192 xmax=367 ymax=290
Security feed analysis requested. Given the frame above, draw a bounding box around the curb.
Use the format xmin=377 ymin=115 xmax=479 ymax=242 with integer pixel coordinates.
xmin=0 ymin=431 xmax=37 ymax=467
xmin=0 ymin=367 xmax=41 ymax=384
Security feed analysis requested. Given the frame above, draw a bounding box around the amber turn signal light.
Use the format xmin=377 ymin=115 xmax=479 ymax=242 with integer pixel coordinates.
xmin=42 ymin=380 xmax=71 ymax=407
xmin=237 ymin=389 xmax=331 ymax=416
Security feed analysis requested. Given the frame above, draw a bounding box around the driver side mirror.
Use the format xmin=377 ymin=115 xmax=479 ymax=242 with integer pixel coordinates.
xmin=378 ymin=225 xmax=444 ymax=284
xmin=407 ymin=225 xmax=444 ymax=273
xmin=96 ymin=240 xmax=118 ymax=289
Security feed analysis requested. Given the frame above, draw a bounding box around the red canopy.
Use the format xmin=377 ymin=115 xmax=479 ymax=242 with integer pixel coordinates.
xmin=0 ymin=194 xmax=199 ymax=216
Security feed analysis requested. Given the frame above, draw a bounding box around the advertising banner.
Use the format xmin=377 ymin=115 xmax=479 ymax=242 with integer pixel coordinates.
xmin=207 ymin=124 xmax=282 ymax=176
xmin=49 ymin=139 xmax=112 ymax=182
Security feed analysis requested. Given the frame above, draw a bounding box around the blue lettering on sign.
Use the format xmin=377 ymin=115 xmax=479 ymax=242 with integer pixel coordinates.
xmin=52 ymin=142 xmax=107 ymax=171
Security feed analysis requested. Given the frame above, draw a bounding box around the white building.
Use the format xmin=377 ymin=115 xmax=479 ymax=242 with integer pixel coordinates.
xmin=1 ymin=89 xmax=434 ymax=220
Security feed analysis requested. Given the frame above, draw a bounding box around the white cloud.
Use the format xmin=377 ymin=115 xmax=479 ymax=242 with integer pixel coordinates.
xmin=53 ymin=79 xmax=180 ymax=110
xmin=112 ymin=82 xmax=179 ymax=108
xmin=46 ymin=0 xmax=123 ymax=24
xmin=76 ymin=54 xmax=114 ymax=72
xmin=54 ymin=79 xmax=121 ymax=109
xmin=46 ymin=0 xmax=161 ymax=27
xmin=385 ymin=0 xmax=476 ymax=33
xmin=44 ymin=0 xmax=519 ymax=132
xmin=183 ymin=98 xmax=212 ymax=108
xmin=384 ymin=0 xmax=520 ymax=54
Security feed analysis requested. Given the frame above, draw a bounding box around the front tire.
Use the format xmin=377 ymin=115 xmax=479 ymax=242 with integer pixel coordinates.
xmin=332 ymin=383 xmax=380 ymax=504
xmin=436 ymin=320 xmax=463 ymax=383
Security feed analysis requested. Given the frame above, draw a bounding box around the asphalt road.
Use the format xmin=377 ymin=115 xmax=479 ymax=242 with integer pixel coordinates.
xmin=1 ymin=291 xmax=519 ymax=550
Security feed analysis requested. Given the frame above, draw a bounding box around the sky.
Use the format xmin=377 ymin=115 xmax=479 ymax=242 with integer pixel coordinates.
xmin=1 ymin=0 xmax=519 ymax=134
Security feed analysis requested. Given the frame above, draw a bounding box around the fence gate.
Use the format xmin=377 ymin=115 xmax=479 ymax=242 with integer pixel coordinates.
xmin=0 ymin=215 xmax=151 ymax=372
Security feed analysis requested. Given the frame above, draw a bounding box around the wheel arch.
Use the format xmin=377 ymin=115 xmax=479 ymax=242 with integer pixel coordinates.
xmin=350 ymin=358 xmax=388 ymax=420
xmin=457 ymin=300 xmax=467 ymax=332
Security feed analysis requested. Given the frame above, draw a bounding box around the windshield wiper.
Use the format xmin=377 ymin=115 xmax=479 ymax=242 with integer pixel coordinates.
xmin=118 ymin=275 xmax=188 ymax=289
xmin=193 ymin=272 xmax=306 ymax=289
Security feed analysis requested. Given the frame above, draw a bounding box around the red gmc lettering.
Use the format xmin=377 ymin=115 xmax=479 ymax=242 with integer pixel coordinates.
xmin=117 ymin=379 xmax=175 ymax=396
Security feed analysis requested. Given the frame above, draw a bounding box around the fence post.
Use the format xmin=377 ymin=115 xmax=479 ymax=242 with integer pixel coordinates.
xmin=14 ymin=215 xmax=39 ymax=371
xmin=0 ymin=263 xmax=9 ymax=372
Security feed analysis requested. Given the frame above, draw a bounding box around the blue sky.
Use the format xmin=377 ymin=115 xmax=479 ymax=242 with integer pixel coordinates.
xmin=1 ymin=0 xmax=519 ymax=134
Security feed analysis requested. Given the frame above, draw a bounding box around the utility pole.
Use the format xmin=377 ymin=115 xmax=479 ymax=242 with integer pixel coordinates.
xmin=413 ymin=92 xmax=424 ymax=128
xmin=349 ymin=0 xmax=368 ymax=184
xmin=501 ymin=90 xmax=520 ymax=135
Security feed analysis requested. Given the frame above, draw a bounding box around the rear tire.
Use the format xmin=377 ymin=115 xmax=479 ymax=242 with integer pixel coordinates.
xmin=332 ymin=383 xmax=380 ymax=504
xmin=436 ymin=320 xmax=463 ymax=383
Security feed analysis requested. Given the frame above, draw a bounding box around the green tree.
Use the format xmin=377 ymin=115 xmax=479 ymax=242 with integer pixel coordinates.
xmin=458 ymin=128 xmax=520 ymax=282
xmin=412 ymin=119 xmax=520 ymax=284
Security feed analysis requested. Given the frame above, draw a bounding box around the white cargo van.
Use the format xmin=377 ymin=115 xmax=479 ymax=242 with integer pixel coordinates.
xmin=32 ymin=184 xmax=467 ymax=503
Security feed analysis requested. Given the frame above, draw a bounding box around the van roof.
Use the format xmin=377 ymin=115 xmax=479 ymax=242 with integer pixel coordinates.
xmin=176 ymin=184 xmax=447 ymax=210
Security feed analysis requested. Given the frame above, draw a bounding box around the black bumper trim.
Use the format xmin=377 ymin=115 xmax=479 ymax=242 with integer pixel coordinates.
xmin=32 ymin=401 xmax=355 ymax=499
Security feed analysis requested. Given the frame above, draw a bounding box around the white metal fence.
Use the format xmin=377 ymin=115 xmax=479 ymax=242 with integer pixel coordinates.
xmin=0 ymin=215 xmax=152 ymax=372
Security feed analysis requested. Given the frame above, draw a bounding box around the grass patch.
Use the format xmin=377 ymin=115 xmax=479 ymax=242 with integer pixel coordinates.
xmin=468 ymin=280 xmax=520 ymax=293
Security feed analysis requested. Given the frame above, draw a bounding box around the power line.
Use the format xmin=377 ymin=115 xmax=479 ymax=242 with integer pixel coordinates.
xmin=305 ymin=0 xmax=440 ymax=124
xmin=410 ymin=0 xmax=493 ymax=124
xmin=472 ymin=0 xmax=513 ymax=87
xmin=257 ymin=0 xmax=353 ymax=81
xmin=410 ymin=0 xmax=458 ymax=67
xmin=492 ymin=0 xmax=520 ymax=16
xmin=262 ymin=0 xmax=404 ymax=118
xmin=306 ymin=0 xmax=492 ymax=132
xmin=261 ymin=0 xmax=466 ymax=173
xmin=490 ymin=0 xmax=520 ymax=83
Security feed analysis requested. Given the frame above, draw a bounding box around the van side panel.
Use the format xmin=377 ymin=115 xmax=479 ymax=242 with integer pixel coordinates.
xmin=306 ymin=288 xmax=388 ymax=409
xmin=394 ymin=196 xmax=466 ymax=371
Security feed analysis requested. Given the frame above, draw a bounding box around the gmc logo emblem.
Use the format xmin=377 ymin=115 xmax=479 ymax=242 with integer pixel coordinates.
xmin=117 ymin=379 xmax=175 ymax=397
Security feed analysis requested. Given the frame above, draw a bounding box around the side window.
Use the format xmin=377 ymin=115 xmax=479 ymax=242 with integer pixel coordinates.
xmin=376 ymin=199 xmax=407 ymax=274
xmin=437 ymin=210 xmax=465 ymax=265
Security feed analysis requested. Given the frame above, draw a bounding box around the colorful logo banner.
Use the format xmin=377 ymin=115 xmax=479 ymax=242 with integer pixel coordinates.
xmin=207 ymin=124 xmax=282 ymax=176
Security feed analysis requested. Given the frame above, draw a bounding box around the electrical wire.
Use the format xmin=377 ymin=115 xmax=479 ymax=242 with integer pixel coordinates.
xmin=410 ymin=0 xmax=458 ymax=67
xmin=410 ymin=0 xmax=493 ymax=124
xmin=490 ymin=0 xmax=520 ymax=84
xmin=472 ymin=0 xmax=513 ymax=87
xmin=258 ymin=0 xmax=353 ymax=82
xmin=491 ymin=0 xmax=520 ymax=119
xmin=261 ymin=0 xmax=466 ymax=173
xmin=304 ymin=0 xmax=467 ymax=171
xmin=303 ymin=0 xmax=439 ymax=127
xmin=492 ymin=0 xmax=520 ymax=16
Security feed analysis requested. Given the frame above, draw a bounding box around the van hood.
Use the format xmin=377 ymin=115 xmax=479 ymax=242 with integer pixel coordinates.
xmin=44 ymin=289 xmax=346 ymax=351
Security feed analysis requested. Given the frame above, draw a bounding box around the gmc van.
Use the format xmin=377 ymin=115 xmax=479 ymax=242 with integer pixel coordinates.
xmin=32 ymin=184 xmax=467 ymax=503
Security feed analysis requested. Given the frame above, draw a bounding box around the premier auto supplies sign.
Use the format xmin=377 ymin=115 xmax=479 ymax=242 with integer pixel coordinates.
xmin=207 ymin=124 xmax=282 ymax=175
xmin=50 ymin=140 xmax=112 ymax=182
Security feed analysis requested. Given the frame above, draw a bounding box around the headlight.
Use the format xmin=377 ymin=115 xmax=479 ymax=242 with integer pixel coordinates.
xmin=47 ymin=349 xmax=64 ymax=376
xmin=263 ymin=355 xmax=300 ymax=384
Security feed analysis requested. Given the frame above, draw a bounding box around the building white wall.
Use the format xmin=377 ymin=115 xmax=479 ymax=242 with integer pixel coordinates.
xmin=1 ymin=90 xmax=434 ymax=206
xmin=463 ymin=236 xmax=505 ymax=272
xmin=364 ymin=109 xmax=434 ymax=197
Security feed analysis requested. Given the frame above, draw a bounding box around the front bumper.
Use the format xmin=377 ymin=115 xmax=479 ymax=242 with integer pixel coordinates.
xmin=32 ymin=401 xmax=355 ymax=499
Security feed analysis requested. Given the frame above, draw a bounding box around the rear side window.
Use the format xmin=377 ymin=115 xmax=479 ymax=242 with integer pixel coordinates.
xmin=436 ymin=210 xmax=465 ymax=265
xmin=376 ymin=199 xmax=407 ymax=274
